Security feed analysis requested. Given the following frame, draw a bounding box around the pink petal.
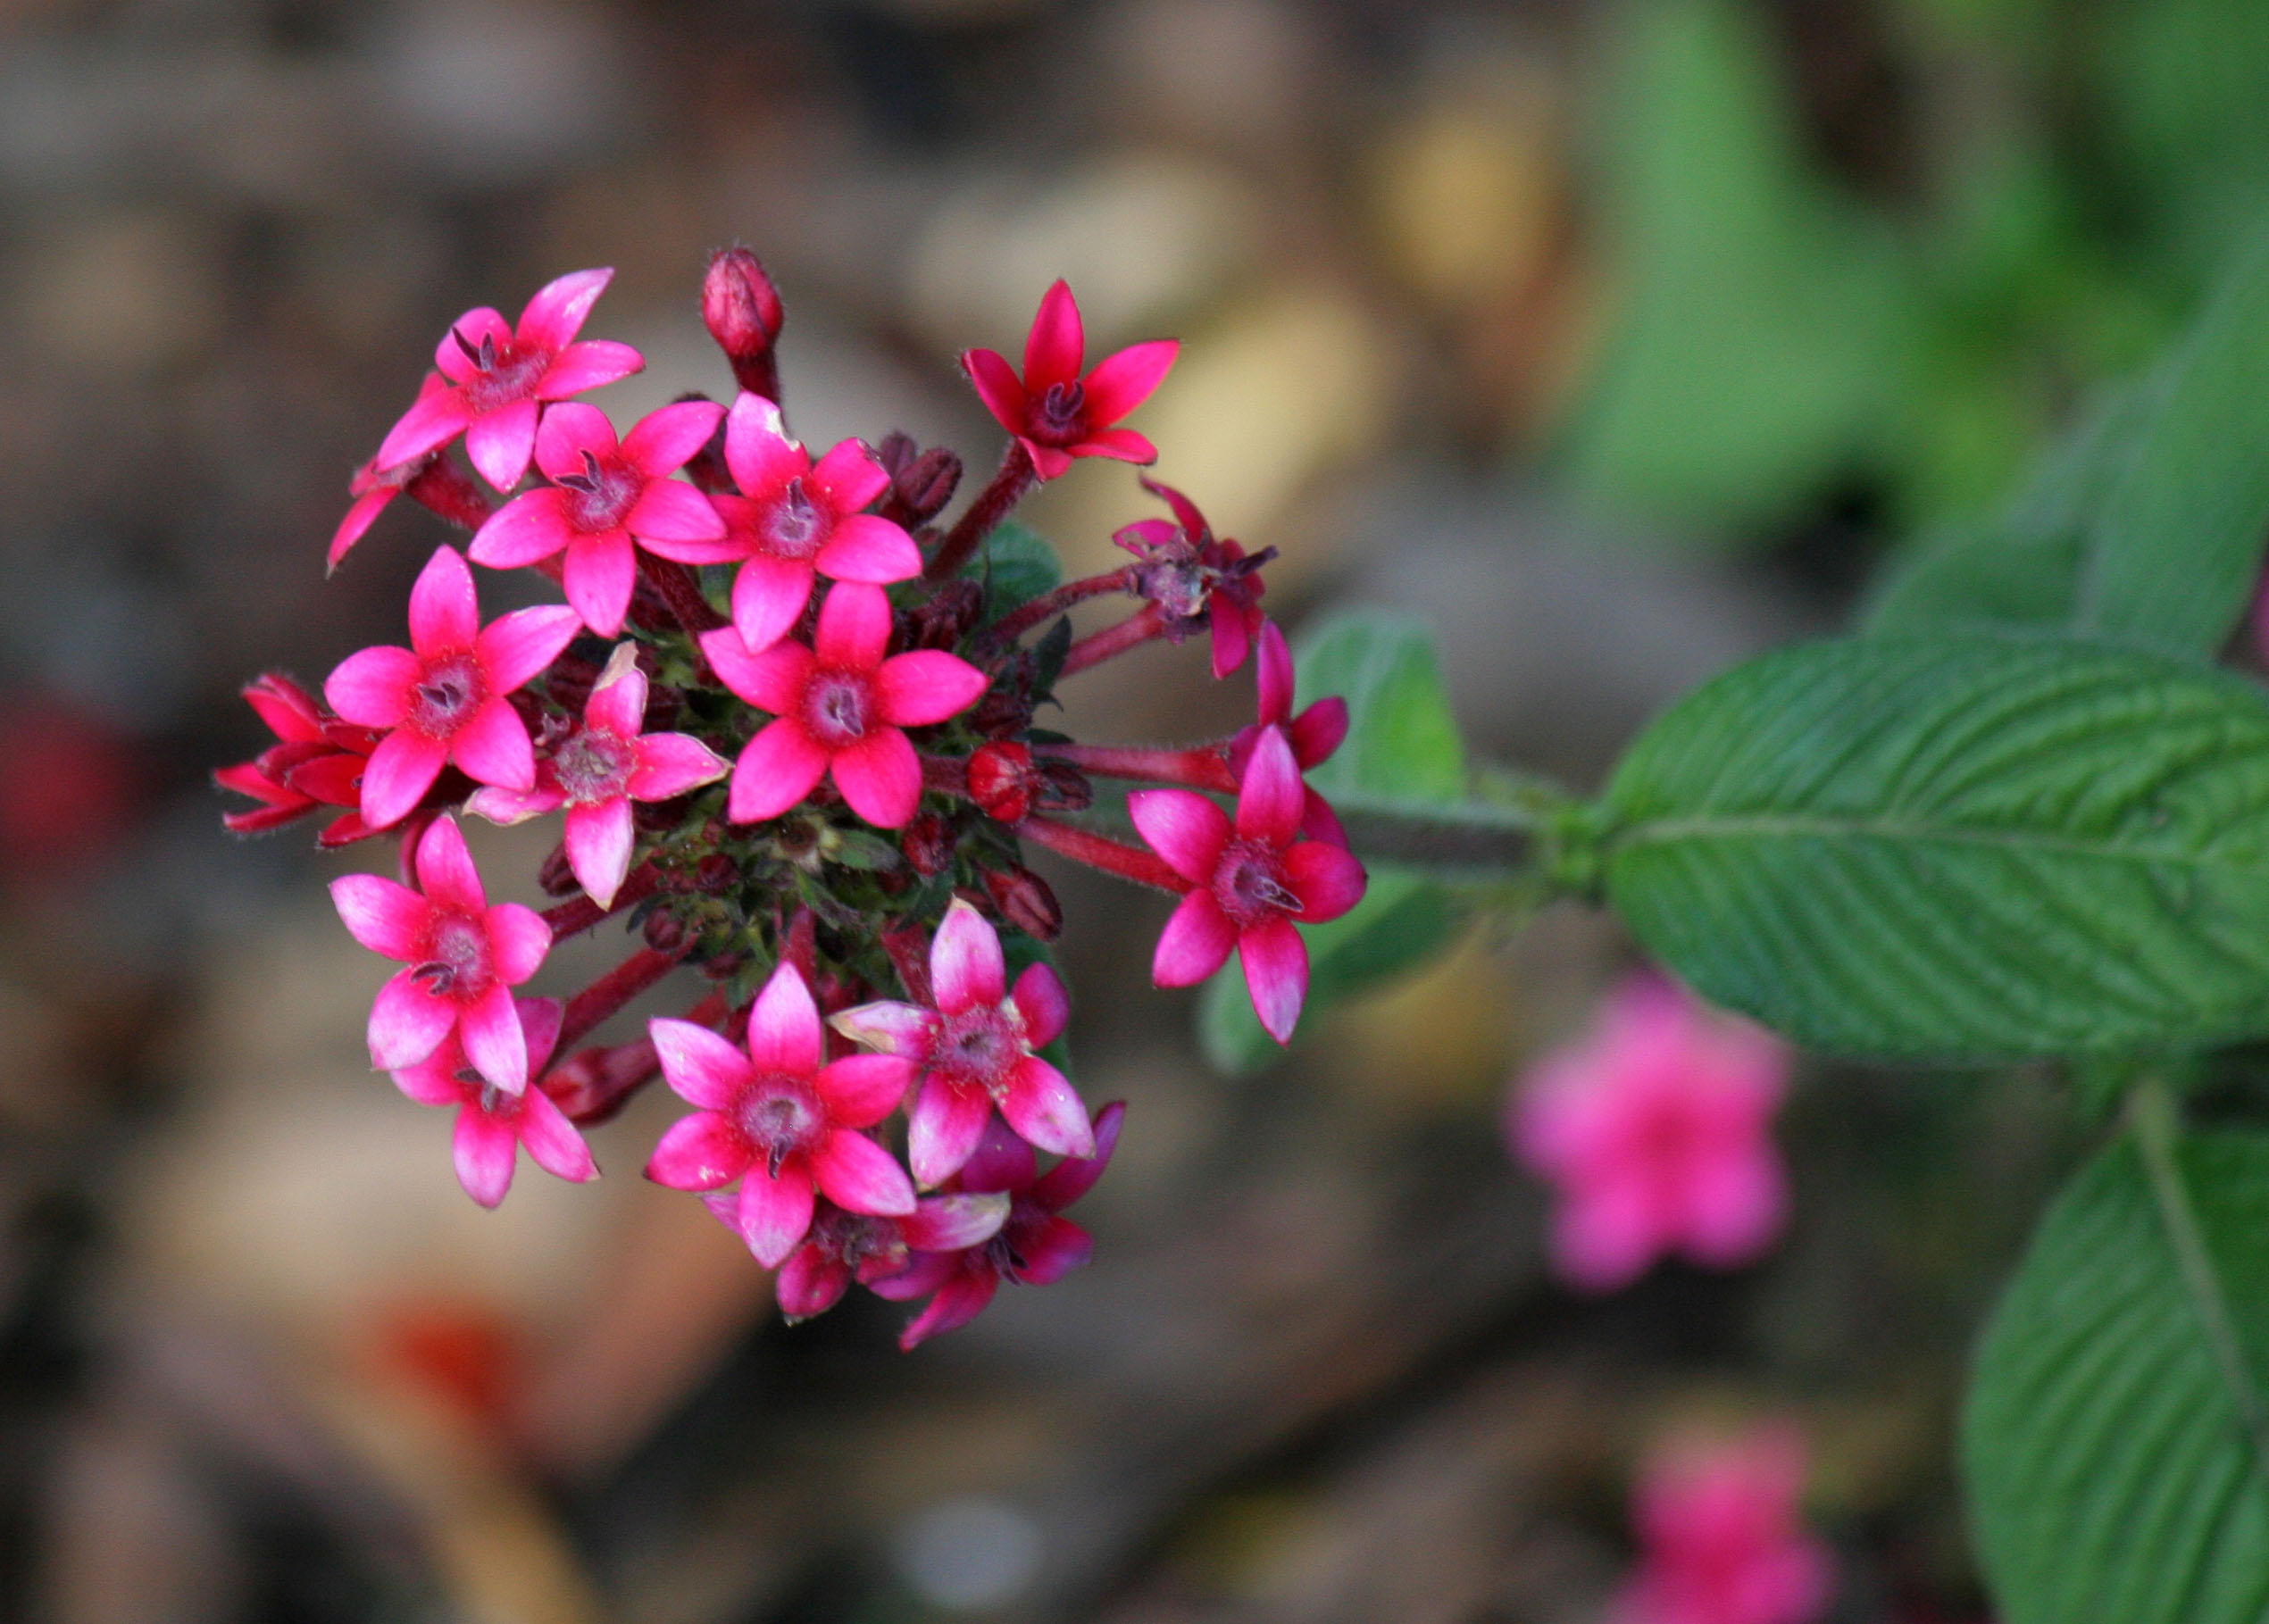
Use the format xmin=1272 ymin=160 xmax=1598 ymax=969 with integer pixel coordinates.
xmin=330 ymin=873 xmax=429 ymax=960
xmin=436 ymin=308 xmax=512 ymax=380
xmin=1285 ymin=839 xmax=1366 ymax=924
xmin=448 ymin=696 xmax=536 ymax=790
xmin=1235 ymin=727 xmax=1304 ymax=845
xmin=1152 ymin=889 xmax=1238 ymax=987
xmin=1552 ymin=1179 xmax=1662 ymax=1292
xmin=1074 ymin=429 xmax=1155 ymax=465
xmin=728 ymin=719 xmax=830 ymax=822
xmin=900 ymin=1192 xmax=1011 ymax=1252
xmin=475 ymin=604 xmax=581 ymax=693
xmin=464 ymin=785 xmax=563 ymax=826
xmin=329 ymin=487 xmax=398 ymax=570
xmin=1025 ymin=440 xmax=1076 ymax=481
xmin=515 ymin=266 xmax=612 ymax=352
xmin=1011 ymin=1214 xmax=1093 ymax=1284
xmin=1081 ymin=338 xmax=1179 ymax=424
xmin=811 ymin=1129 xmax=916 ymax=1216
xmin=746 ymin=959 xmax=825 ymax=1076
xmin=621 ymin=400 xmax=726 ymax=477
xmin=322 ymin=645 xmax=419 ymax=728
xmin=1289 ymin=696 xmax=1348 ymax=766
xmin=737 ymin=1161 xmax=815 ymax=1267
xmin=722 ymin=393 xmax=803 ymax=499
xmin=816 ymin=1053 xmax=918 ymax=1128
xmin=391 ymin=1050 xmax=466 ymax=1107
xmin=627 ymin=477 xmax=727 ymax=545
xmin=777 ymin=1247 xmax=851 ymax=1320
xmin=700 ymin=627 xmax=812 ymax=713
xmin=962 ymin=348 xmax=1027 ymax=433
xmin=517 ymin=1089 xmax=597 ymax=1184
xmin=1022 ymin=279 xmax=1084 ymax=387
xmin=584 ymin=661 xmax=646 ymax=737
xmin=908 ymin=1074 xmax=994 ymax=1188
xmin=957 ymin=1118 xmax=1038 ymax=1194
xmin=484 ymin=902 xmax=550 ymax=986
xmin=516 ymin=995 xmax=563 ymax=1071
xmin=357 ymin=729 xmax=448 ymax=829
xmin=465 ymin=398 xmax=540 ymax=492
xmin=563 ymin=797 xmax=635 ymax=908
xmin=648 ymin=1017 xmax=755 ymax=1110
xmin=730 ymin=555 xmax=815 ymax=652
xmin=1210 ymin=604 xmax=1254 ymax=679
xmin=1679 ymin=1148 xmax=1788 ymax=1269
xmin=1254 ymin=621 xmax=1293 ymax=725
xmin=1129 ymin=788 xmax=1230 ymax=885
xmin=872 ymin=1254 xmax=963 ymax=1305
xmin=646 ymin=1111 xmax=752 ymax=1191
xmin=814 ymin=514 xmax=922 ymax=584
xmin=563 ymin=529 xmax=638 ymax=637
xmin=629 ymin=732 xmax=730 ymax=801
xmin=830 ymin=728 xmax=922 ymax=828
xmin=536 ymin=338 xmax=645 ymax=399
xmin=532 ymin=401 xmax=620 ymax=480
xmin=406 ymin=545 xmax=480 ymax=654
xmin=458 ymin=981 xmax=528 ymax=1094
xmin=1029 ymin=1099 xmax=1124 ymax=1210
xmin=1011 ymin=963 xmax=1070 ymax=1049
xmin=374 ymin=386 xmax=472 ymax=471
xmin=1303 ymin=793 xmax=1349 ymax=850
xmin=899 ymin=1267 xmax=998 ymax=1349
xmin=368 ymin=969 xmax=455 ymax=1070
xmin=467 ymin=487 xmax=574 ymax=570
xmin=453 ymin=1108 xmax=520 ymax=1208
xmin=413 ymin=815 xmax=486 ymax=911
xmin=930 ymin=898 xmax=1006 ymax=1013
xmin=1000 ymin=1056 xmax=1093 ymax=1159
xmin=1238 ymin=916 xmax=1308 ymax=1045
xmin=806 ymin=438 xmax=890 ymax=512
xmin=829 ymin=1001 xmax=938 ymax=1056
xmin=813 ymin=581 xmax=891 ymax=671
xmin=873 ymin=650 xmax=988 ymax=727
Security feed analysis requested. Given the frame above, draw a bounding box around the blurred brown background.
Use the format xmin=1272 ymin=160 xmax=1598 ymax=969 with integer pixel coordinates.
xmin=1 ymin=0 xmax=2236 ymax=1617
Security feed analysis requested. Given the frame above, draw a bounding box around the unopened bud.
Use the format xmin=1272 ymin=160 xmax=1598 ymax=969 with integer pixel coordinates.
xmin=984 ymin=864 xmax=1064 ymax=941
xmin=538 ymin=842 xmax=580 ymax=896
xmin=910 ymin=579 xmax=984 ymax=651
xmin=644 ymin=908 xmax=690 ymax=956
xmin=703 ymin=247 xmax=782 ymax=357
xmin=694 ymin=853 xmax=738 ymax=894
xmin=1036 ymin=757 xmax=1093 ymax=812
xmin=876 ymin=431 xmax=919 ymax=477
xmin=967 ymin=742 xmax=1036 ymax=823
xmin=901 ymin=812 xmax=955 ymax=877
xmin=971 ymin=686 xmax=1034 ymax=738
xmin=893 ymin=447 xmax=962 ymax=523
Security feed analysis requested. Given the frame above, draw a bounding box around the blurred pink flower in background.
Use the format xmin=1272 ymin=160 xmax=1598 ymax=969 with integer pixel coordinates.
xmin=1614 ymin=1424 xmax=1832 ymax=1624
xmin=1509 ymin=973 xmax=1791 ymax=1292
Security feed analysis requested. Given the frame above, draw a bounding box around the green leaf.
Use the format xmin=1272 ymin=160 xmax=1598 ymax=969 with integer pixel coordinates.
xmin=1200 ymin=612 xmax=1467 ymax=1073
xmin=1965 ymin=1105 xmax=2269 ymax=1624
xmin=963 ymin=520 xmax=1063 ymax=625
xmin=1603 ymin=635 xmax=2269 ymax=1059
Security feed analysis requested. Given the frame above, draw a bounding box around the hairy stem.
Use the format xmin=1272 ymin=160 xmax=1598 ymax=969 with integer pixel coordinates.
xmin=1016 ymin=814 xmax=1185 ymax=893
xmin=1041 ymin=741 xmax=1237 ymax=792
xmin=540 ymin=862 xmax=663 ymax=939
xmin=1061 ymin=604 xmax=1166 ymax=679
xmin=556 ymin=945 xmax=688 ymax=1054
xmin=984 ymin=567 xmax=1136 ymax=647
xmin=925 ymin=440 xmax=1036 ymax=581
xmin=1334 ymin=794 xmax=1538 ymax=876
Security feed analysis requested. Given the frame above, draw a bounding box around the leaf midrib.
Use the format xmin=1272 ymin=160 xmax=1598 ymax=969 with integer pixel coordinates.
xmin=1610 ymin=812 xmax=2269 ymax=878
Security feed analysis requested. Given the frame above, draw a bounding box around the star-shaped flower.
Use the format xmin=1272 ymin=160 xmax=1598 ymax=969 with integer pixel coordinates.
xmin=962 ymin=280 xmax=1178 ymax=480
xmin=390 ymin=995 xmax=597 ymax=1208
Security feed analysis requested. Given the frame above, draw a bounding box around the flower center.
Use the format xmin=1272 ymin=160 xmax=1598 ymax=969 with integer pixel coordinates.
xmin=933 ymin=1004 xmax=1022 ymax=1093
xmin=1212 ymin=837 xmax=1300 ymax=930
xmin=413 ymin=912 xmax=493 ymax=1000
xmin=552 ymin=727 xmax=636 ymax=804
xmin=555 ymin=448 xmax=639 ymax=533
xmin=800 ymin=670 xmax=872 ymax=748
xmin=1026 ymin=379 xmax=1087 ymax=446
xmin=763 ymin=478 xmax=830 ymax=561
xmin=408 ymin=652 xmax=487 ymax=737
xmin=454 ymin=328 xmax=551 ymax=414
xmin=738 ymin=1074 xmax=824 ymax=1174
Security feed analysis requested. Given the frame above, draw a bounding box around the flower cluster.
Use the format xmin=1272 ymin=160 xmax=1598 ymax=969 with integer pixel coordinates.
xmin=220 ymin=257 xmax=1368 ymax=1343
xmin=1614 ymin=1424 xmax=1833 ymax=1624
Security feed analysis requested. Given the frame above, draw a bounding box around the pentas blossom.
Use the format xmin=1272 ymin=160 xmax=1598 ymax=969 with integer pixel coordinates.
xmin=646 ymin=961 xmax=916 ymax=1267
xmin=963 ymin=280 xmax=1178 ymax=480
xmin=324 ymin=545 xmax=580 ymax=830
xmin=330 ymin=815 xmax=552 ymax=1092
xmin=701 ymin=583 xmax=989 ymax=828
xmin=831 ymin=899 xmax=1090 ymax=1187
xmin=1230 ymin=622 xmax=1350 ymax=845
xmin=332 ymin=373 xmax=447 ymax=569
xmin=1510 ymin=974 xmax=1792 ymax=1293
xmin=377 ymin=266 xmax=645 ymax=492
xmin=703 ymin=393 xmax=923 ymax=653
xmin=1116 ymin=477 xmax=1272 ymax=678
xmin=470 ymin=400 xmax=727 ymax=637
xmin=391 ymin=995 xmax=596 ymax=1208
xmin=215 ymin=674 xmax=376 ymax=844
xmin=705 ymin=1189 xmax=1010 ymax=1322
xmin=872 ymin=1103 xmax=1123 ymax=1350
xmin=1614 ymin=1426 xmax=1832 ymax=1624
xmin=467 ymin=645 xmax=729 ymax=907
xmin=1132 ymin=726 xmax=1368 ymax=1044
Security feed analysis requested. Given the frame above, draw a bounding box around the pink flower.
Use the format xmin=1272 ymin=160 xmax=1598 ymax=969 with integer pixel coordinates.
xmin=1130 ymin=726 xmax=1368 ymax=1045
xmin=468 ymin=400 xmax=728 ymax=637
xmin=1228 ymin=622 xmax=1350 ymax=845
xmin=332 ymin=373 xmax=449 ymax=570
xmin=962 ymin=280 xmax=1179 ymax=480
xmin=870 ymin=1102 xmax=1124 ymax=1350
xmin=323 ymin=545 xmax=581 ymax=830
xmin=689 ymin=393 xmax=923 ymax=653
xmin=830 ymin=898 xmax=1091 ymax=1187
xmin=1614 ymin=1426 xmax=1831 ymax=1624
xmin=702 ymin=1189 xmax=1010 ymax=1321
xmin=1510 ymin=975 xmax=1792 ymax=1293
xmin=466 ymin=645 xmax=730 ymax=907
xmin=330 ymin=815 xmax=553 ymax=1092
xmin=375 ymin=267 xmax=645 ymax=492
xmin=645 ymin=961 xmax=917 ymax=1267
xmin=215 ymin=674 xmax=378 ymax=844
xmin=390 ymin=995 xmax=596 ymax=1208
xmin=1115 ymin=476 xmax=1272 ymax=679
xmin=699 ymin=582 xmax=989 ymax=829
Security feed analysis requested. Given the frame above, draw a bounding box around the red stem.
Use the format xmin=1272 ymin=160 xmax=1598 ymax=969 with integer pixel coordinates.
xmin=925 ymin=441 xmax=1036 ymax=581
xmin=555 ymin=945 xmax=688 ymax=1054
xmin=541 ymin=862 xmax=662 ymax=939
xmin=1061 ymin=604 xmax=1167 ymax=678
xmin=1016 ymin=814 xmax=1186 ymax=893
xmin=405 ymin=460 xmax=495 ymax=531
xmin=1040 ymin=741 xmax=1237 ymax=792
xmin=983 ymin=566 xmax=1136 ymax=646
xmin=643 ymin=559 xmax=727 ymax=634
xmin=545 ymin=989 xmax=728 ymax=1125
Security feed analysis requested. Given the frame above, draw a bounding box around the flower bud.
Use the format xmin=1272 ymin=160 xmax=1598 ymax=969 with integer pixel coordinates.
xmin=694 ymin=853 xmax=738 ymax=894
xmin=703 ymin=247 xmax=782 ymax=357
xmin=538 ymin=841 xmax=580 ymax=896
xmin=901 ymin=812 xmax=956 ymax=877
xmin=1036 ymin=757 xmax=1093 ymax=812
xmin=893 ymin=447 xmax=962 ymax=524
xmin=910 ymin=579 xmax=984 ymax=651
xmin=876 ymin=431 xmax=919 ymax=477
xmin=984 ymin=863 xmax=1064 ymax=941
xmin=643 ymin=907 xmax=690 ymax=956
xmin=971 ymin=686 xmax=1034 ymax=739
xmin=967 ymin=741 xmax=1036 ymax=823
